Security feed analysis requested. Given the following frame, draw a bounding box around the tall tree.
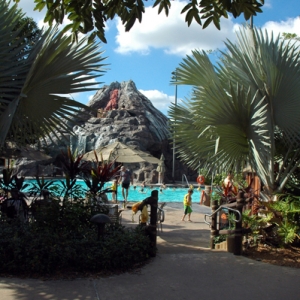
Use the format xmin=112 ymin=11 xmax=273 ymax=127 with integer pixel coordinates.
xmin=15 ymin=0 xmax=264 ymax=43
xmin=0 ymin=0 xmax=107 ymax=147
xmin=169 ymin=26 xmax=300 ymax=200
xmin=12 ymin=16 xmax=42 ymax=60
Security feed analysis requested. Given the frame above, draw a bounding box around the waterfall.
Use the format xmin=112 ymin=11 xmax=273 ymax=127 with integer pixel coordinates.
xmin=77 ymin=135 xmax=87 ymax=155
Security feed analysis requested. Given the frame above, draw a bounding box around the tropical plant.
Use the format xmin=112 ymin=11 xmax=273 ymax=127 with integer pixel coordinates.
xmin=82 ymin=151 xmax=120 ymax=201
xmin=0 ymin=169 xmax=30 ymax=198
xmin=57 ymin=147 xmax=91 ymax=200
xmin=169 ymin=26 xmax=300 ymax=201
xmin=0 ymin=0 xmax=106 ymax=147
xmin=27 ymin=175 xmax=59 ymax=200
xmin=282 ymin=33 xmax=300 ymax=41
xmin=12 ymin=16 xmax=42 ymax=60
xmin=263 ymin=194 xmax=300 ymax=245
xmin=27 ymin=0 xmax=264 ymax=43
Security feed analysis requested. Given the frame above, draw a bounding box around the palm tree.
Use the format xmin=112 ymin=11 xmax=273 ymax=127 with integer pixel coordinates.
xmin=169 ymin=26 xmax=300 ymax=200
xmin=0 ymin=0 xmax=106 ymax=147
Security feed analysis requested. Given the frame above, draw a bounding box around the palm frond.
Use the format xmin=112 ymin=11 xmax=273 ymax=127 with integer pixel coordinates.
xmin=169 ymin=26 xmax=300 ymax=193
xmin=0 ymin=3 xmax=107 ymax=146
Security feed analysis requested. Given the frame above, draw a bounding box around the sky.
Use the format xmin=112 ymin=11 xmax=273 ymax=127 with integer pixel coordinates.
xmin=16 ymin=0 xmax=300 ymax=115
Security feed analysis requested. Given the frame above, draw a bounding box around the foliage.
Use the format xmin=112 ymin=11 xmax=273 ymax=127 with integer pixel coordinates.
xmin=242 ymin=193 xmax=300 ymax=247
xmin=267 ymin=194 xmax=300 ymax=245
xmin=0 ymin=150 xmax=151 ymax=276
xmin=0 ymin=169 xmax=30 ymax=197
xmin=214 ymin=234 xmax=227 ymax=244
xmin=169 ymin=26 xmax=300 ymax=200
xmin=12 ymin=16 xmax=42 ymax=60
xmin=212 ymin=173 xmax=226 ymax=186
xmin=27 ymin=175 xmax=59 ymax=200
xmin=82 ymin=151 xmax=120 ymax=200
xmin=282 ymin=33 xmax=300 ymax=41
xmin=0 ymin=202 xmax=151 ymax=275
xmin=56 ymin=147 xmax=91 ymax=200
xmin=17 ymin=0 xmax=264 ymax=43
xmin=0 ymin=0 xmax=107 ymax=147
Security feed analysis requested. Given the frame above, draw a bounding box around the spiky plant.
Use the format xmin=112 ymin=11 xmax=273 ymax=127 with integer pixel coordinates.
xmin=169 ymin=26 xmax=300 ymax=200
xmin=0 ymin=0 xmax=107 ymax=147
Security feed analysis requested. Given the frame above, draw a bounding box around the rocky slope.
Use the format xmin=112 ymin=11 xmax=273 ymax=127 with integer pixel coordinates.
xmin=15 ymin=80 xmax=196 ymax=182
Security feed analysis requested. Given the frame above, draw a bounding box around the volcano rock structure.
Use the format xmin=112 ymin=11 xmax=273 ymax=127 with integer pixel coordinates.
xmin=15 ymin=81 xmax=196 ymax=182
xmin=75 ymin=80 xmax=170 ymax=155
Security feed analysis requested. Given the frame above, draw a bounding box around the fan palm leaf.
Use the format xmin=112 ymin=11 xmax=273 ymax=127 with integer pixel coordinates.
xmin=0 ymin=1 xmax=107 ymax=146
xmin=169 ymin=26 xmax=300 ymax=195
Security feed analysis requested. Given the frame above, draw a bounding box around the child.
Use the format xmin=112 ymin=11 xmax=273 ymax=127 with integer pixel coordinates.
xmin=181 ymin=188 xmax=193 ymax=222
xmin=111 ymin=179 xmax=118 ymax=203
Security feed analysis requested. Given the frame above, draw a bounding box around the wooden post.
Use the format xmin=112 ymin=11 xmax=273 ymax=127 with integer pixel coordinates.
xmin=138 ymin=190 xmax=158 ymax=257
xmin=210 ymin=200 xmax=219 ymax=249
xmin=234 ymin=191 xmax=244 ymax=255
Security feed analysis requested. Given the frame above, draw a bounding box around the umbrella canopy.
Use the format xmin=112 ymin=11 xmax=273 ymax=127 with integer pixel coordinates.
xmin=0 ymin=144 xmax=52 ymax=161
xmin=83 ymin=142 xmax=161 ymax=164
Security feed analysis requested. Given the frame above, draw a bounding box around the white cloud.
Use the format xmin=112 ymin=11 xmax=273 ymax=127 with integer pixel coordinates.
xmin=262 ymin=16 xmax=300 ymax=37
xmin=139 ymin=89 xmax=178 ymax=114
xmin=264 ymin=0 xmax=272 ymax=9
xmin=115 ymin=1 xmax=237 ymax=56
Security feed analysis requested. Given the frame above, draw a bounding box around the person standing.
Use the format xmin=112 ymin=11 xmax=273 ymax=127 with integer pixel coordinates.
xmin=181 ymin=188 xmax=193 ymax=222
xmin=223 ymin=172 xmax=237 ymax=196
xmin=119 ymin=166 xmax=133 ymax=203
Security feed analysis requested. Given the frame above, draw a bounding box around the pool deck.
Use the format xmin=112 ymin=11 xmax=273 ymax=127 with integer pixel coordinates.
xmin=1 ymin=202 xmax=300 ymax=300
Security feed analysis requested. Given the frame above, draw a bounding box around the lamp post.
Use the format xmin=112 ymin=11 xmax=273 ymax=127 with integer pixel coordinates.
xmin=250 ymin=15 xmax=253 ymax=28
xmin=171 ymin=69 xmax=178 ymax=182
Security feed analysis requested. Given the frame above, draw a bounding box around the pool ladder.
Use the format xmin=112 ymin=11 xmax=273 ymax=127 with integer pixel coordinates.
xmin=182 ymin=174 xmax=190 ymax=187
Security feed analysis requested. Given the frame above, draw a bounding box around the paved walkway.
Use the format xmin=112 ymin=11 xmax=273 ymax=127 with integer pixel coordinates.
xmin=1 ymin=203 xmax=300 ymax=300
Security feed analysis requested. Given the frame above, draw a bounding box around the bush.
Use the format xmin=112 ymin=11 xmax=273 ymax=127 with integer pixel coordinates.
xmin=0 ymin=201 xmax=151 ymax=277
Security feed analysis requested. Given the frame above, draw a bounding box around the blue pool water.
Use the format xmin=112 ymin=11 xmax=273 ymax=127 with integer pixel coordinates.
xmin=23 ymin=179 xmax=204 ymax=203
xmin=110 ymin=185 xmax=203 ymax=203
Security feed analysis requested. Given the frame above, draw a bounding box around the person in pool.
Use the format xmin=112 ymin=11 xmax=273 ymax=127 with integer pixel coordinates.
xmin=139 ymin=181 xmax=147 ymax=193
xmin=181 ymin=188 xmax=193 ymax=222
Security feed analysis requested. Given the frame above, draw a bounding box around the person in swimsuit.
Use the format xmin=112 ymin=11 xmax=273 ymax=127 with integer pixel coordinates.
xmin=119 ymin=166 xmax=133 ymax=203
xmin=181 ymin=188 xmax=193 ymax=222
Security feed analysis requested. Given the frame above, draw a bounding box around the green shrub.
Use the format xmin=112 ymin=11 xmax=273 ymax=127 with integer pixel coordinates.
xmin=0 ymin=202 xmax=151 ymax=277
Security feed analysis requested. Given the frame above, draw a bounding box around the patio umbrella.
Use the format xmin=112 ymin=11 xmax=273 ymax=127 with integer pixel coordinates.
xmin=19 ymin=148 xmax=52 ymax=161
xmin=0 ymin=144 xmax=52 ymax=162
xmin=82 ymin=142 xmax=161 ymax=164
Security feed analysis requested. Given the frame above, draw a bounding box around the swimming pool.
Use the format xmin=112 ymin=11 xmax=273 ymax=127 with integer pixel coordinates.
xmin=23 ymin=179 xmax=204 ymax=203
xmin=112 ymin=185 xmax=203 ymax=203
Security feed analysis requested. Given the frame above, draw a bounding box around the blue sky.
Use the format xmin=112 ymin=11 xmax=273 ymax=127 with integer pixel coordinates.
xmin=17 ymin=0 xmax=300 ymax=115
